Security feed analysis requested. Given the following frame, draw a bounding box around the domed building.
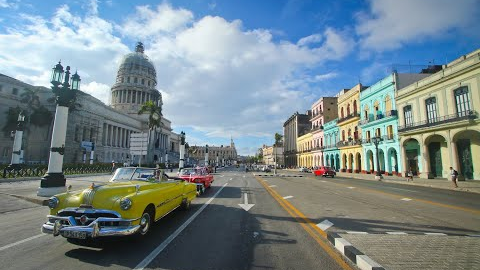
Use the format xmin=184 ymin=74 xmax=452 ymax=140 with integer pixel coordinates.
xmin=0 ymin=42 xmax=182 ymax=166
xmin=111 ymin=42 xmax=162 ymax=116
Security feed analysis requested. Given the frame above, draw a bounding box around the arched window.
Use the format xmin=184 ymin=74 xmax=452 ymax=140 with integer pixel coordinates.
xmin=347 ymin=104 xmax=351 ymax=115
xmin=348 ymin=129 xmax=352 ymax=139
xmin=342 ymin=130 xmax=345 ymax=141
xmin=364 ymin=105 xmax=369 ymax=120
xmin=341 ymin=107 xmax=344 ymax=118
xmin=353 ymin=100 xmax=357 ymax=114
xmin=354 ymin=126 xmax=358 ymax=139
xmin=385 ymin=95 xmax=392 ymax=112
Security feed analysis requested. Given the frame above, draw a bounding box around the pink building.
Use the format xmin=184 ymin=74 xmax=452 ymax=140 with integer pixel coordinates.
xmin=310 ymin=97 xmax=338 ymax=167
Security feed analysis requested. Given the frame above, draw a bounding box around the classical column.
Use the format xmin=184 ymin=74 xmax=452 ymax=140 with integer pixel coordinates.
xmin=402 ymin=143 xmax=408 ymax=177
xmin=450 ymin=141 xmax=463 ymax=181
xmin=421 ymin=143 xmax=432 ymax=179
xmin=3 ymin=112 xmax=25 ymax=177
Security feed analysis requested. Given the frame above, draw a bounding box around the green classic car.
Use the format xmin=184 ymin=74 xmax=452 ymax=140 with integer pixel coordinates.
xmin=41 ymin=167 xmax=197 ymax=240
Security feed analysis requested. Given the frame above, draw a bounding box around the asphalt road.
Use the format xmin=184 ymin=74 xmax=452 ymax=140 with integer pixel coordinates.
xmin=0 ymin=168 xmax=353 ymax=270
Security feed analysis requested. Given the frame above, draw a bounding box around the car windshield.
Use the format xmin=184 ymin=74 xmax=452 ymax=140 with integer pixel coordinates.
xmin=179 ymin=168 xmax=196 ymax=175
xmin=111 ymin=168 xmax=162 ymax=182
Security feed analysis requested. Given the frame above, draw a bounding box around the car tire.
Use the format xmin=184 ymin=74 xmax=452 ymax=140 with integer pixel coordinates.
xmin=180 ymin=198 xmax=191 ymax=210
xmin=138 ymin=209 xmax=153 ymax=236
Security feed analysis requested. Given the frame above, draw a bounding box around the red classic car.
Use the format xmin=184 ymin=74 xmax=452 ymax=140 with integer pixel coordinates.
xmin=312 ymin=166 xmax=336 ymax=178
xmin=177 ymin=167 xmax=214 ymax=195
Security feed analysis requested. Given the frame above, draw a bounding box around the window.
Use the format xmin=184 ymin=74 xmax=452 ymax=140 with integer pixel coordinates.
xmin=386 ymin=125 xmax=393 ymax=139
xmin=12 ymin=88 xmax=18 ymax=95
xmin=366 ymin=131 xmax=371 ymax=142
xmin=341 ymin=107 xmax=344 ymax=118
xmin=385 ymin=95 xmax=392 ymax=112
xmin=347 ymin=104 xmax=351 ymax=115
xmin=75 ymin=125 xmax=81 ymax=142
xmin=342 ymin=130 xmax=345 ymax=141
xmin=375 ymin=128 xmax=381 ymax=137
xmin=134 ymin=77 xmax=138 ymax=83
xmin=354 ymin=126 xmax=359 ymax=139
xmin=454 ymin=87 xmax=471 ymax=117
xmin=425 ymin=97 xmax=438 ymax=123
xmin=121 ymin=77 xmax=124 ymax=83
xmin=141 ymin=79 xmax=145 ymax=85
xmin=404 ymin=105 xmax=413 ymax=126
xmin=353 ymin=100 xmax=357 ymax=115
xmin=127 ymin=77 xmax=130 ymax=83
xmin=0 ymin=85 xmax=3 ymax=92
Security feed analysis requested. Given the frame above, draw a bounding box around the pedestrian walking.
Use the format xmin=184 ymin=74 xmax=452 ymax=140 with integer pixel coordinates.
xmin=407 ymin=168 xmax=413 ymax=182
xmin=450 ymin=166 xmax=459 ymax=188
xmin=111 ymin=160 xmax=116 ymax=174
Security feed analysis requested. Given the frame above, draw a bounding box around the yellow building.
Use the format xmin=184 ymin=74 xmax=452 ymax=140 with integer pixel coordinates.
xmin=336 ymin=84 xmax=365 ymax=173
xmin=396 ymin=49 xmax=480 ymax=180
xmin=296 ymin=132 xmax=313 ymax=168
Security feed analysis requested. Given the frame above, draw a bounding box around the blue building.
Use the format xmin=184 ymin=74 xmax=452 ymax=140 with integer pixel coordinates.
xmin=359 ymin=72 xmax=430 ymax=175
xmin=323 ymin=119 xmax=340 ymax=171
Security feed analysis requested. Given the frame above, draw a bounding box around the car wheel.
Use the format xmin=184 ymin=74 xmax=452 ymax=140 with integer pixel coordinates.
xmin=138 ymin=210 xmax=153 ymax=236
xmin=180 ymin=198 xmax=191 ymax=210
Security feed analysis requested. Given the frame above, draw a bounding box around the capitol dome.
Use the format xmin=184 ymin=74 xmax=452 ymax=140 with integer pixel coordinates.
xmin=110 ymin=42 xmax=162 ymax=115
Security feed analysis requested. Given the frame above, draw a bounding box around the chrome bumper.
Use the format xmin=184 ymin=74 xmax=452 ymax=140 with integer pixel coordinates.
xmin=42 ymin=215 xmax=140 ymax=238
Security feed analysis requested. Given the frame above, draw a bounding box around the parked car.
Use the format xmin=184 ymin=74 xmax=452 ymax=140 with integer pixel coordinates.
xmin=41 ymin=167 xmax=197 ymax=241
xmin=299 ymin=167 xmax=310 ymax=173
xmin=177 ymin=166 xmax=214 ymax=195
xmin=312 ymin=166 xmax=336 ymax=177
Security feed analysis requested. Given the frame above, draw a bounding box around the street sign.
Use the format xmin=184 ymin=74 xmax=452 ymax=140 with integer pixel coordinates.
xmin=130 ymin=132 xmax=148 ymax=156
xmin=81 ymin=141 xmax=93 ymax=151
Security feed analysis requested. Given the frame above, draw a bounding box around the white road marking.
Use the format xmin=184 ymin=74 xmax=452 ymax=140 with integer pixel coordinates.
xmin=321 ymin=180 xmax=327 ymax=183
xmin=243 ymin=176 xmax=246 ymax=178
xmin=401 ymin=198 xmax=412 ymax=201
xmin=283 ymin=195 xmax=294 ymax=200
xmin=346 ymin=231 xmax=368 ymax=234
xmin=134 ymin=182 xmax=229 ymax=270
xmin=386 ymin=232 xmax=408 ymax=235
xmin=387 ymin=187 xmax=419 ymax=193
xmin=316 ymin=219 xmax=334 ymax=231
xmin=0 ymin=234 xmax=45 ymax=251
xmin=229 ymin=178 xmax=232 ymax=181
xmin=268 ymin=185 xmax=277 ymax=187
xmin=424 ymin=232 xmax=447 ymax=236
xmin=238 ymin=193 xmax=255 ymax=211
xmin=347 ymin=187 xmax=355 ymax=189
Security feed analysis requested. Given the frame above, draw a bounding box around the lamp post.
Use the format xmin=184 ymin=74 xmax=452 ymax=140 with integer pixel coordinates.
xmin=3 ymin=112 xmax=25 ymax=177
xmin=179 ymin=131 xmax=186 ymax=170
xmin=205 ymin=144 xmax=209 ymax=166
xmin=372 ymin=136 xmax=383 ymax=180
xmin=38 ymin=62 xmax=80 ymax=197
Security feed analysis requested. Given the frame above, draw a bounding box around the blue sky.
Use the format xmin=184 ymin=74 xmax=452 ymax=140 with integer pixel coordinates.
xmin=1 ymin=0 xmax=479 ymax=156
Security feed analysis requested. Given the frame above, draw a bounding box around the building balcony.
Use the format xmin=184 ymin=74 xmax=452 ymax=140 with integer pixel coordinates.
xmin=336 ymin=139 xmax=362 ymax=147
xmin=310 ymin=112 xmax=324 ymax=121
xmin=398 ymin=110 xmax=477 ymax=133
xmin=360 ymin=110 xmax=397 ymax=126
xmin=362 ymin=134 xmax=397 ymax=145
xmin=323 ymin=144 xmax=338 ymax=151
xmin=337 ymin=113 xmax=360 ymax=124
xmin=311 ymin=125 xmax=324 ymax=132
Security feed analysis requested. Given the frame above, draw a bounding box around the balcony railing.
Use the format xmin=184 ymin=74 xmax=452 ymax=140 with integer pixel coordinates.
xmin=310 ymin=112 xmax=324 ymax=120
xmin=337 ymin=113 xmax=360 ymax=124
xmin=398 ymin=110 xmax=477 ymax=132
xmin=362 ymin=134 xmax=397 ymax=144
xmin=323 ymin=144 xmax=338 ymax=150
xmin=336 ymin=139 xmax=362 ymax=147
xmin=311 ymin=125 xmax=324 ymax=131
xmin=360 ymin=110 xmax=397 ymax=125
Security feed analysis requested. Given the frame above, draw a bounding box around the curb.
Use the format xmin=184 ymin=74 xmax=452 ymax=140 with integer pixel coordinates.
xmin=0 ymin=192 xmax=48 ymax=206
xmin=336 ymin=230 xmax=480 ymax=237
xmin=253 ymin=174 xmax=303 ymax=177
xmin=327 ymin=232 xmax=385 ymax=270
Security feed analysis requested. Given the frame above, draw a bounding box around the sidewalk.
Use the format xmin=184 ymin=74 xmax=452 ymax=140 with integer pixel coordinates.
xmin=284 ymin=169 xmax=480 ymax=194
xmin=0 ymin=173 xmax=111 ymax=206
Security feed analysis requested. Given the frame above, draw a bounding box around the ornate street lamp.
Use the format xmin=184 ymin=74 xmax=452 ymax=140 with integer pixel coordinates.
xmin=205 ymin=144 xmax=209 ymax=166
xmin=179 ymin=131 xmax=186 ymax=170
xmin=3 ymin=112 xmax=25 ymax=178
xmin=372 ymin=136 xmax=383 ymax=180
xmin=38 ymin=62 xmax=80 ymax=197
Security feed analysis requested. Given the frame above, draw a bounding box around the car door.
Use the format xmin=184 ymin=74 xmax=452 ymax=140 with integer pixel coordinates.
xmin=154 ymin=180 xmax=181 ymax=219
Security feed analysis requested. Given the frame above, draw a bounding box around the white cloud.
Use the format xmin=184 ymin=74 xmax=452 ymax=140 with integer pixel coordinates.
xmin=119 ymin=3 xmax=194 ymax=39
xmin=0 ymin=3 xmax=353 ymax=154
xmin=356 ymin=0 xmax=480 ymax=51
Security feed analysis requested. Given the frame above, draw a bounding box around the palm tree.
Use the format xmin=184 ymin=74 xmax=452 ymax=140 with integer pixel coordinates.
xmin=274 ymin=133 xmax=283 ymax=146
xmin=138 ymin=101 xmax=163 ymax=163
xmin=138 ymin=100 xmax=163 ymax=130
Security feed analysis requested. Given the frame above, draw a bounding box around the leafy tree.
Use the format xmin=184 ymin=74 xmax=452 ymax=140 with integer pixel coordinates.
xmin=2 ymin=106 xmax=22 ymax=137
xmin=274 ymin=132 xmax=283 ymax=146
xmin=138 ymin=100 xmax=163 ymax=131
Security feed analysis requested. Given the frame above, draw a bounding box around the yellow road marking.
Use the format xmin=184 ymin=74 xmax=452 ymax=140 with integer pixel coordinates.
xmin=255 ymin=176 xmax=354 ymax=270
xmin=304 ymin=175 xmax=480 ymax=215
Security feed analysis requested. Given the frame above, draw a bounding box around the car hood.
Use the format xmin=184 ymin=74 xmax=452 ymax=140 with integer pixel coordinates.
xmin=63 ymin=181 xmax=151 ymax=209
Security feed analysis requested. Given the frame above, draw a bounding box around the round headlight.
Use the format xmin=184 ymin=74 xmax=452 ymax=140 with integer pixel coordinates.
xmin=48 ymin=196 xmax=59 ymax=209
xmin=120 ymin=198 xmax=132 ymax=210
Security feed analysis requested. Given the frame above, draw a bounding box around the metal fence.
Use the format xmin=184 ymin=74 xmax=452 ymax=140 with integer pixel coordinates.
xmin=1 ymin=164 xmax=112 ymax=179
